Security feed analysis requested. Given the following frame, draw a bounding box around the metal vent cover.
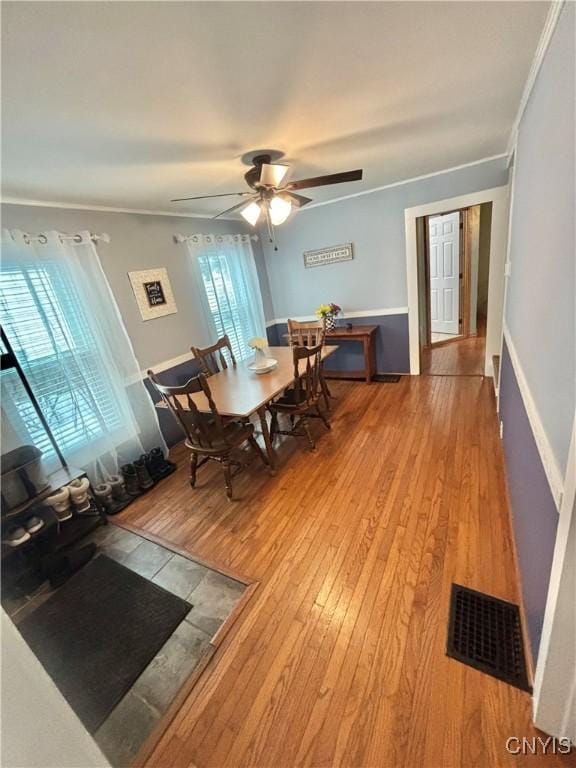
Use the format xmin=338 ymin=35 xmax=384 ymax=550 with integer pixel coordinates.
xmin=446 ymin=583 xmax=531 ymax=692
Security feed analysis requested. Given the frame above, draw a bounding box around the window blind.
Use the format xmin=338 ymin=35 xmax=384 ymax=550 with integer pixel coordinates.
xmin=198 ymin=251 xmax=256 ymax=361
xmin=0 ymin=261 xmax=124 ymax=461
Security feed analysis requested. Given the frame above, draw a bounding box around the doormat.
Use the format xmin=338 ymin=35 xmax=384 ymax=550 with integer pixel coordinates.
xmin=18 ymin=554 xmax=191 ymax=732
xmin=446 ymin=583 xmax=531 ymax=692
xmin=372 ymin=374 xmax=401 ymax=383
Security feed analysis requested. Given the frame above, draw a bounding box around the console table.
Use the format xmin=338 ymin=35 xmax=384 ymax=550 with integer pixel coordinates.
xmin=323 ymin=325 xmax=378 ymax=383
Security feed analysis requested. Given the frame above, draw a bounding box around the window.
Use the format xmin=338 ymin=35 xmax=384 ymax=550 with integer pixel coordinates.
xmin=0 ymin=260 xmax=125 ymax=462
xmin=198 ymin=250 xmax=258 ymax=361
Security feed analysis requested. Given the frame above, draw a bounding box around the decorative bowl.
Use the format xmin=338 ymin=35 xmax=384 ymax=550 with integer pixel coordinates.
xmin=247 ymin=358 xmax=278 ymax=375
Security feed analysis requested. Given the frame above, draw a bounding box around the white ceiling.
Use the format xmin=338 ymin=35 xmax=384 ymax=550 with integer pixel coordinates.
xmin=2 ymin=1 xmax=549 ymax=216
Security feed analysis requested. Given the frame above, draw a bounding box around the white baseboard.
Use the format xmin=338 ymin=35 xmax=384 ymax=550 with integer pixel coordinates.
xmin=266 ymin=306 xmax=408 ymax=327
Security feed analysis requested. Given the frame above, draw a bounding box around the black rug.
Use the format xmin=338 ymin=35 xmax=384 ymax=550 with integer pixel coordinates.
xmin=446 ymin=583 xmax=531 ymax=692
xmin=18 ymin=554 xmax=191 ymax=732
xmin=372 ymin=374 xmax=402 ymax=383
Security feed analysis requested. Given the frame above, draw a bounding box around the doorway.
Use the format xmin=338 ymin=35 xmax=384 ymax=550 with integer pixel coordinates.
xmin=417 ymin=203 xmax=493 ymax=376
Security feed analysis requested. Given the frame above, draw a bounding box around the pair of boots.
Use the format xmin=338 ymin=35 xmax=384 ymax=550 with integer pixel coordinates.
xmin=143 ymin=447 xmax=173 ymax=481
xmin=93 ymin=474 xmax=130 ymax=512
xmin=45 ymin=477 xmax=95 ymax=522
xmin=121 ymin=456 xmax=154 ymax=496
xmin=121 ymin=448 xmax=172 ymax=496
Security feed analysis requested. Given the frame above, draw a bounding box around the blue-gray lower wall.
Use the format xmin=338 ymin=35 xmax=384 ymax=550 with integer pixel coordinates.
xmin=150 ymin=311 xmax=409 ymax=446
xmin=499 ymin=340 xmax=558 ymax=659
xmin=143 ymin=358 xmax=203 ymax=448
xmin=266 ymin=313 xmax=410 ymax=375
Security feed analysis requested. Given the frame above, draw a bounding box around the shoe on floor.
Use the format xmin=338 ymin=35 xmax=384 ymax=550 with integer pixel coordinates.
xmin=148 ymin=446 xmax=174 ymax=478
xmin=25 ymin=516 xmax=44 ymax=534
xmin=133 ymin=457 xmax=154 ymax=490
xmin=43 ymin=543 xmax=97 ymax=589
xmin=121 ymin=464 xmax=140 ymax=496
xmin=3 ymin=526 xmax=31 ymax=547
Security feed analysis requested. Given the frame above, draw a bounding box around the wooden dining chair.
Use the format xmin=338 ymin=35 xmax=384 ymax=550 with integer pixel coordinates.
xmin=269 ymin=344 xmax=330 ymax=450
xmin=286 ymin=318 xmax=325 ymax=347
xmin=286 ymin=318 xmax=332 ymax=411
xmin=191 ymin=335 xmax=236 ymax=377
xmin=148 ymin=369 xmax=267 ymax=500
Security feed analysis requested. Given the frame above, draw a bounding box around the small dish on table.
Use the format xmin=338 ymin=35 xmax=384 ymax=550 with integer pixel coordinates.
xmin=247 ymin=358 xmax=278 ymax=375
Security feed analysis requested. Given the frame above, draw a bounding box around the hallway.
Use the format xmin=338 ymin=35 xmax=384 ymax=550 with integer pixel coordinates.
xmin=421 ymin=324 xmax=486 ymax=377
xmin=421 ymin=335 xmax=486 ymax=376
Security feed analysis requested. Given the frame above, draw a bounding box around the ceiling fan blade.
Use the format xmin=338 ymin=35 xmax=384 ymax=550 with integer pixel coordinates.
xmin=212 ymin=196 xmax=258 ymax=220
xmin=171 ymin=192 xmax=251 ymax=202
xmin=285 ymin=192 xmax=313 ymax=208
xmin=287 ymin=169 xmax=363 ymax=191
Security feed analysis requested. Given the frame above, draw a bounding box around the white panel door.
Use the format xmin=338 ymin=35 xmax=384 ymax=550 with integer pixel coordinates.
xmin=428 ymin=211 xmax=460 ymax=335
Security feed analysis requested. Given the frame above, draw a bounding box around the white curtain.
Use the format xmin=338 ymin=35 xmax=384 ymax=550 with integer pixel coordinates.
xmin=184 ymin=233 xmax=267 ymax=361
xmin=0 ymin=229 xmax=166 ymax=482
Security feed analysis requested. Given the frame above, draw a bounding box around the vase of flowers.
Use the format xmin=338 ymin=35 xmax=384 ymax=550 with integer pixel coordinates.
xmin=248 ymin=336 xmax=269 ymax=366
xmin=315 ymin=302 xmax=341 ymax=332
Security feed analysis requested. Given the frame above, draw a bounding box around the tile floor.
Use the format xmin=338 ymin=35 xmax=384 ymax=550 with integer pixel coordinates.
xmin=7 ymin=523 xmax=247 ymax=767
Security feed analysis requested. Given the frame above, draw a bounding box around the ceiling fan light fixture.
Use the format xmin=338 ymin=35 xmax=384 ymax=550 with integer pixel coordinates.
xmin=240 ymin=200 xmax=262 ymax=226
xmin=259 ymin=163 xmax=289 ymax=187
xmin=269 ymin=195 xmax=292 ymax=225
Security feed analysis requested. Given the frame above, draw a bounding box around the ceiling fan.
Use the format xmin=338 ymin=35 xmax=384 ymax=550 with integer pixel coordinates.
xmin=171 ymin=153 xmax=363 ymax=246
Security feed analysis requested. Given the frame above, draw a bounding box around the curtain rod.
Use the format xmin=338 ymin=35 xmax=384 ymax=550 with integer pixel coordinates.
xmin=174 ymin=233 xmax=259 ymax=244
xmin=16 ymin=231 xmax=110 ymax=245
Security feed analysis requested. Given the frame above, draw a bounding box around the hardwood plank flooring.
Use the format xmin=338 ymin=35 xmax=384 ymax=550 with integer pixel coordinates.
xmin=421 ymin=334 xmax=486 ymax=376
xmin=119 ymin=377 xmax=574 ymax=768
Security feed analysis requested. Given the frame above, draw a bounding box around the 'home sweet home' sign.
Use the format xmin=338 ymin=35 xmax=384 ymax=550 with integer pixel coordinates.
xmin=303 ymin=243 xmax=353 ymax=269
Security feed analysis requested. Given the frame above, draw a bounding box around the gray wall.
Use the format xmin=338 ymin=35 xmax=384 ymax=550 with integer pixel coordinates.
xmin=261 ymin=156 xmax=508 ymax=319
xmin=499 ymin=3 xmax=575 ymax=659
xmin=1 ymin=204 xmax=275 ymax=370
xmin=504 ymin=1 xmax=575 ymax=476
xmin=499 ymin=342 xmax=558 ymax=658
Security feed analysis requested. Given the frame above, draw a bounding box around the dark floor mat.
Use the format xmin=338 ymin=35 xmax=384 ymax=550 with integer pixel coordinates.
xmin=446 ymin=583 xmax=531 ymax=692
xmin=372 ymin=374 xmax=401 ymax=383
xmin=18 ymin=554 xmax=191 ymax=732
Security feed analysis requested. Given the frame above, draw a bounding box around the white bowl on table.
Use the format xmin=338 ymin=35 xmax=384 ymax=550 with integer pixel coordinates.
xmin=247 ymin=357 xmax=278 ymax=375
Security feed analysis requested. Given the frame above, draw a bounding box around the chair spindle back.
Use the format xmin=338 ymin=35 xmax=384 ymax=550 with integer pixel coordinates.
xmin=148 ymin=370 xmax=228 ymax=449
xmin=292 ymin=344 xmax=323 ymax=408
xmin=287 ymin=319 xmax=325 ymax=347
xmin=191 ymin=335 xmax=236 ymax=377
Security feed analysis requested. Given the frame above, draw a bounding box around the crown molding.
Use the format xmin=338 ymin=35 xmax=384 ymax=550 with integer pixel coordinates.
xmin=506 ymin=0 xmax=565 ymax=158
xmin=296 ymin=153 xmax=508 ymax=212
xmin=0 ymin=197 xmax=237 ymax=221
xmin=2 ymin=153 xmax=508 ymax=220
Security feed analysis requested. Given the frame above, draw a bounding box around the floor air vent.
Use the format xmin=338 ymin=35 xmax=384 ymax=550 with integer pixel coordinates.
xmin=446 ymin=584 xmax=531 ymax=692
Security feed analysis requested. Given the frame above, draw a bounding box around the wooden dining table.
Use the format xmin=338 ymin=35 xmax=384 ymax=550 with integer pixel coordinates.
xmin=157 ymin=345 xmax=338 ymax=472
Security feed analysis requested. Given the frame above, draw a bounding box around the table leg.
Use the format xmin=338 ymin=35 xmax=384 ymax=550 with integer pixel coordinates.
xmin=257 ymin=406 xmax=277 ymax=474
xmin=363 ymin=337 xmax=371 ymax=383
xmin=369 ymin=334 xmax=377 ymax=381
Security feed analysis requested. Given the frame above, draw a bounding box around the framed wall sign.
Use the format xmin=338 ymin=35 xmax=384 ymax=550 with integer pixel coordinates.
xmin=128 ymin=268 xmax=177 ymax=321
xmin=303 ymin=243 xmax=353 ymax=269
xmin=143 ymin=280 xmax=166 ymax=307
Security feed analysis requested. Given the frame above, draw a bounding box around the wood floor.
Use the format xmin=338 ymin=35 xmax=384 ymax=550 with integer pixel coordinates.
xmin=421 ymin=333 xmax=486 ymax=376
xmin=119 ymin=377 xmax=573 ymax=768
